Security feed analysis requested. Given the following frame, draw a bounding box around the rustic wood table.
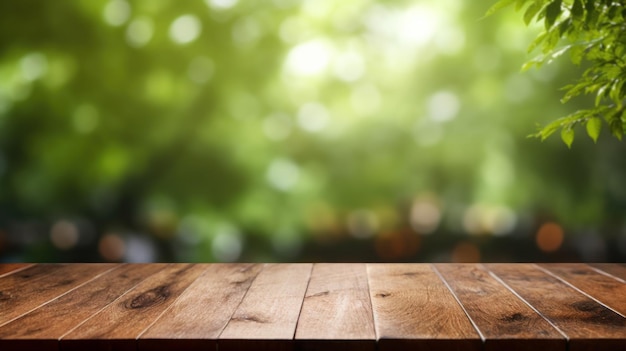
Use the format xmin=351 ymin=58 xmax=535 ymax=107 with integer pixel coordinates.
xmin=0 ymin=263 xmax=624 ymax=351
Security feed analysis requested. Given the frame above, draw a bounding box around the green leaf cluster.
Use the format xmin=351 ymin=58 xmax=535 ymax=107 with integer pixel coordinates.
xmin=488 ymin=0 xmax=626 ymax=146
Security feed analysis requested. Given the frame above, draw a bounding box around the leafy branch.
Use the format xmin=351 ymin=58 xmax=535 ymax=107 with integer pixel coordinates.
xmin=488 ymin=0 xmax=626 ymax=147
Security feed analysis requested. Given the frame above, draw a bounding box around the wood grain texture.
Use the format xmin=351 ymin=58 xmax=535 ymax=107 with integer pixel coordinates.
xmin=591 ymin=263 xmax=626 ymax=282
xmin=61 ymin=264 xmax=205 ymax=351
xmin=435 ymin=264 xmax=566 ymax=351
xmin=0 ymin=263 xmax=33 ymax=277
xmin=218 ymin=263 xmax=312 ymax=351
xmin=488 ymin=264 xmax=626 ymax=351
xmin=0 ymin=263 xmax=625 ymax=351
xmin=295 ymin=263 xmax=376 ymax=351
xmin=139 ymin=263 xmax=263 ymax=351
xmin=367 ymin=264 xmax=481 ymax=351
xmin=0 ymin=264 xmax=115 ymax=326
xmin=539 ymin=263 xmax=626 ymax=317
xmin=0 ymin=264 xmax=164 ymax=351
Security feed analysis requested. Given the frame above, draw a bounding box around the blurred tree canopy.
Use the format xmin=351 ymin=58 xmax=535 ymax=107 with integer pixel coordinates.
xmin=491 ymin=0 xmax=626 ymax=146
xmin=1 ymin=0 xmax=626 ymax=263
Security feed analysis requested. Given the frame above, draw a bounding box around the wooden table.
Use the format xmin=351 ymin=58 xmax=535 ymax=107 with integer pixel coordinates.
xmin=0 ymin=263 xmax=624 ymax=351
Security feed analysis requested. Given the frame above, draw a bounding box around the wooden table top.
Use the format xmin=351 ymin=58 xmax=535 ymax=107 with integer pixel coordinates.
xmin=0 ymin=263 xmax=624 ymax=351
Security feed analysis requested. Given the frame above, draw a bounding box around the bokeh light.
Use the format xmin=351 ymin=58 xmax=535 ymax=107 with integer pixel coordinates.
xmin=126 ymin=17 xmax=154 ymax=48
xmin=451 ymin=242 xmax=481 ymax=263
xmin=169 ymin=15 xmax=202 ymax=45
xmin=103 ymin=0 xmax=131 ymax=27
xmin=98 ymin=234 xmax=126 ymax=262
xmin=49 ymin=220 xmax=79 ymax=251
xmin=535 ymin=222 xmax=564 ymax=253
xmin=375 ymin=229 xmax=420 ymax=260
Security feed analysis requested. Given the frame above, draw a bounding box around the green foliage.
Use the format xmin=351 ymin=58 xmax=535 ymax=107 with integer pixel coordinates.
xmin=490 ymin=0 xmax=626 ymax=146
xmin=3 ymin=0 xmax=626 ymax=262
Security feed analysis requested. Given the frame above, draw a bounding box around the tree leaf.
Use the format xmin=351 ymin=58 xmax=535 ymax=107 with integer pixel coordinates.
xmin=561 ymin=127 xmax=574 ymax=148
xmin=524 ymin=2 xmax=544 ymax=25
xmin=569 ymin=44 xmax=585 ymax=65
xmin=595 ymin=84 xmax=609 ymax=107
xmin=584 ymin=0 xmax=597 ymax=25
xmin=521 ymin=56 xmax=544 ymax=71
xmin=610 ymin=80 xmax=624 ymax=109
xmin=586 ymin=117 xmax=602 ymax=142
xmin=571 ymin=0 xmax=584 ymax=20
xmin=542 ymin=28 xmax=561 ymax=54
xmin=545 ymin=0 xmax=562 ymax=29
xmin=527 ymin=31 xmax=547 ymax=53
xmin=484 ymin=0 xmax=516 ymax=17
xmin=609 ymin=116 xmax=623 ymax=140
xmin=550 ymin=45 xmax=571 ymax=60
xmin=539 ymin=122 xmax=556 ymax=139
xmin=608 ymin=4 xmax=619 ymax=20
xmin=558 ymin=18 xmax=572 ymax=36
xmin=515 ymin=0 xmax=530 ymax=11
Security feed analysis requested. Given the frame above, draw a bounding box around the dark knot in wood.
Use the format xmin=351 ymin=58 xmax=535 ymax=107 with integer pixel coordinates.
xmin=232 ymin=314 xmax=268 ymax=324
xmin=571 ymin=300 xmax=626 ymax=327
xmin=231 ymin=277 xmax=253 ymax=286
xmin=307 ymin=291 xmax=329 ymax=298
xmin=125 ymin=285 xmax=170 ymax=309
xmin=501 ymin=312 xmax=526 ymax=323
xmin=57 ymin=279 xmax=74 ymax=286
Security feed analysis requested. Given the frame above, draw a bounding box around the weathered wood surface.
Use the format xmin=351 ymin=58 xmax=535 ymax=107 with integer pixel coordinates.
xmin=0 ymin=263 xmax=33 ymax=277
xmin=0 ymin=263 xmax=624 ymax=351
xmin=0 ymin=264 xmax=115 ymax=326
xmin=539 ymin=263 xmax=626 ymax=316
xmin=487 ymin=264 xmax=626 ymax=351
xmin=0 ymin=264 xmax=163 ymax=351
xmin=435 ymin=264 xmax=566 ymax=351
xmin=139 ymin=263 xmax=263 ymax=351
xmin=296 ymin=263 xmax=375 ymax=351
xmin=368 ymin=264 xmax=482 ymax=351
xmin=591 ymin=263 xmax=626 ymax=282
xmin=219 ymin=263 xmax=311 ymax=351
xmin=61 ymin=264 xmax=204 ymax=351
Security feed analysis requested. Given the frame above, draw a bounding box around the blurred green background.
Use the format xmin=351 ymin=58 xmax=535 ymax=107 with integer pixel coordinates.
xmin=1 ymin=0 xmax=625 ymax=263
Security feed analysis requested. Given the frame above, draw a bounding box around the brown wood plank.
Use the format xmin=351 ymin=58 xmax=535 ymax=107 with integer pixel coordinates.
xmin=0 ymin=263 xmax=34 ymax=277
xmin=487 ymin=264 xmax=626 ymax=351
xmin=435 ymin=264 xmax=566 ymax=351
xmin=539 ymin=263 xmax=626 ymax=317
xmin=218 ymin=263 xmax=312 ymax=351
xmin=590 ymin=263 xmax=626 ymax=282
xmin=0 ymin=264 xmax=115 ymax=326
xmin=0 ymin=264 xmax=165 ymax=351
xmin=295 ymin=263 xmax=376 ymax=351
xmin=138 ymin=263 xmax=263 ymax=351
xmin=60 ymin=264 xmax=205 ymax=351
xmin=367 ymin=264 xmax=482 ymax=351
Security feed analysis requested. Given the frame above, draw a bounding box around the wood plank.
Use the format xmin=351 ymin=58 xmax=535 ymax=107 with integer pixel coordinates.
xmin=0 ymin=264 xmax=115 ymax=326
xmin=0 ymin=264 xmax=165 ymax=351
xmin=539 ymin=263 xmax=626 ymax=317
xmin=218 ymin=263 xmax=312 ymax=351
xmin=139 ymin=263 xmax=263 ymax=351
xmin=590 ymin=263 xmax=626 ymax=282
xmin=435 ymin=264 xmax=566 ymax=351
xmin=60 ymin=264 xmax=205 ymax=351
xmin=487 ymin=264 xmax=626 ymax=351
xmin=295 ymin=263 xmax=376 ymax=351
xmin=0 ymin=263 xmax=34 ymax=277
xmin=367 ymin=264 xmax=482 ymax=351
